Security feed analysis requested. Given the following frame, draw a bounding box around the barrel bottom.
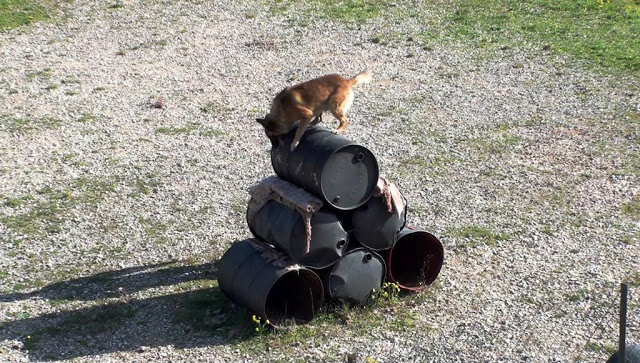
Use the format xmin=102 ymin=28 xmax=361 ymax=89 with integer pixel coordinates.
xmin=265 ymin=269 xmax=324 ymax=325
xmin=387 ymin=230 xmax=444 ymax=291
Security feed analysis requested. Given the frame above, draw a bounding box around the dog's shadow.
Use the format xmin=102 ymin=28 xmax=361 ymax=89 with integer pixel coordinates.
xmin=0 ymin=261 xmax=256 ymax=361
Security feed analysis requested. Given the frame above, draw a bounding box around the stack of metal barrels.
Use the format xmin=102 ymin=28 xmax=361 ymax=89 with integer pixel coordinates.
xmin=218 ymin=125 xmax=444 ymax=327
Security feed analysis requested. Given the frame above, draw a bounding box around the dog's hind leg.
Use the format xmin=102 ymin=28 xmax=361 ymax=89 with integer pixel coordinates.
xmin=329 ymin=89 xmax=354 ymax=135
xmin=331 ymin=112 xmax=348 ymax=135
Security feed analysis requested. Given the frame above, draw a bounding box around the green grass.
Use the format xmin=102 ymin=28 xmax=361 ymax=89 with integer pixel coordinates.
xmin=174 ymin=282 xmax=438 ymax=358
xmin=77 ymin=112 xmax=97 ymax=123
xmin=0 ymin=0 xmax=57 ymax=31
xmin=271 ymin=0 xmax=394 ymax=23
xmin=585 ymin=342 xmax=617 ymax=354
xmin=305 ymin=0 xmax=390 ymax=22
xmin=566 ymin=288 xmax=588 ymax=302
xmin=448 ymin=225 xmax=510 ymax=247
xmin=129 ymin=173 xmax=161 ymax=197
xmin=282 ymin=0 xmax=640 ymax=75
xmin=156 ymin=123 xmax=225 ymax=137
xmin=26 ymin=68 xmax=52 ymax=80
xmin=138 ymin=216 xmax=169 ymax=244
xmin=466 ymin=131 xmax=522 ymax=155
xmin=156 ymin=123 xmax=198 ymax=135
xmin=0 ymin=114 xmax=63 ymax=134
xmin=622 ymin=197 xmax=640 ymax=220
xmin=0 ymin=177 xmax=118 ymax=238
xmin=419 ymin=0 xmax=640 ymax=75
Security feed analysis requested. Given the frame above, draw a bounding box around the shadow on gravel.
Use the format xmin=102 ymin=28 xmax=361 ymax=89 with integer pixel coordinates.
xmin=0 ymin=261 xmax=256 ymax=361
xmin=0 ymin=260 xmax=213 ymax=303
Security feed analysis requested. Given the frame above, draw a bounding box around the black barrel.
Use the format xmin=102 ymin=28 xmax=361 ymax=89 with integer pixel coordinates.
xmin=383 ymin=227 xmax=444 ymax=291
xmin=321 ymin=248 xmax=385 ymax=305
xmin=607 ymin=344 xmax=640 ymax=363
xmin=247 ymin=199 xmax=349 ymax=269
xmin=218 ymin=239 xmax=324 ymax=326
xmin=352 ymin=195 xmax=407 ymax=251
xmin=271 ymin=125 xmax=379 ymax=210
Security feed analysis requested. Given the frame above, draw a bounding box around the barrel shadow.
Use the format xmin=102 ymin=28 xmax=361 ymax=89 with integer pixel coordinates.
xmin=0 ymin=262 xmax=255 ymax=361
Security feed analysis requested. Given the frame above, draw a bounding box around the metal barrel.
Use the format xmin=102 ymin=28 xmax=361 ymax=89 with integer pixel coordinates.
xmin=247 ymin=199 xmax=349 ymax=269
xmin=607 ymin=344 xmax=640 ymax=363
xmin=320 ymin=247 xmax=386 ymax=305
xmin=217 ymin=239 xmax=324 ymax=326
xmin=351 ymin=195 xmax=407 ymax=251
xmin=382 ymin=226 xmax=444 ymax=291
xmin=270 ymin=125 xmax=379 ymax=210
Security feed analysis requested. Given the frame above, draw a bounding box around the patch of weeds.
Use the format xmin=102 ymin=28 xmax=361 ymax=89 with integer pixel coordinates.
xmin=127 ymin=39 xmax=169 ymax=51
xmin=0 ymin=0 xmax=58 ymax=31
xmin=628 ymin=272 xmax=640 ymax=287
xmin=300 ymin=0 xmax=392 ymax=23
xmin=199 ymin=101 xmax=223 ymax=114
xmin=3 ymin=196 xmax=23 ymax=207
xmin=447 ymin=225 xmax=509 ymax=248
xmin=138 ymin=216 xmax=169 ymax=244
xmin=0 ymin=270 xmax=8 ymax=280
xmin=466 ymin=131 xmax=521 ymax=155
xmin=13 ymin=278 xmax=45 ymax=291
xmin=93 ymin=86 xmax=106 ymax=92
xmin=399 ymin=155 xmax=456 ymax=174
xmin=622 ymin=232 xmax=638 ymax=245
xmin=199 ymin=129 xmax=225 ymax=137
xmin=621 ymin=197 xmax=640 ymax=220
xmin=44 ymin=83 xmax=58 ymax=90
xmin=376 ymin=105 xmax=410 ymax=119
xmin=0 ymin=114 xmax=62 ymax=134
xmin=566 ymin=288 xmax=588 ymax=302
xmin=108 ymin=1 xmax=124 ymax=9
xmin=585 ymin=342 xmax=617 ymax=355
xmin=156 ymin=123 xmax=198 ymax=135
xmin=129 ymin=173 xmax=161 ymax=197
xmin=26 ymin=67 xmax=52 ymax=80
xmin=77 ymin=112 xmax=96 ymax=123
xmin=0 ymin=177 xmax=118 ymax=238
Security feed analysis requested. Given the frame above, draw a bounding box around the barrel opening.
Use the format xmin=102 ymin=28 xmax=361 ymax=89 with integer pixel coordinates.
xmin=390 ymin=232 xmax=444 ymax=290
xmin=265 ymin=270 xmax=324 ymax=325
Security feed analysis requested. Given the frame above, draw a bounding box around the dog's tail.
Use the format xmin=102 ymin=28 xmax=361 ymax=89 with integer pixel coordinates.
xmin=350 ymin=69 xmax=373 ymax=86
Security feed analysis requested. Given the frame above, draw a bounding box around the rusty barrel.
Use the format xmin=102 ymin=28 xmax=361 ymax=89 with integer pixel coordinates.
xmin=351 ymin=195 xmax=407 ymax=251
xmin=382 ymin=227 xmax=444 ymax=291
xmin=270 ymin=125 xmax=379 ymax=210
xmin=247 ymin=199 xmax=349 ymax=269
xmin=320 ymin=248 xmax=385 ymax=305
xmin=218 ymin=239 xmax=324 ymax=326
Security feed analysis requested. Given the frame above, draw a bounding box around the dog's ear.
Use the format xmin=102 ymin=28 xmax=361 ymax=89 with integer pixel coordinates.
xmin=256 ymin=118 xmax=267 ymax=126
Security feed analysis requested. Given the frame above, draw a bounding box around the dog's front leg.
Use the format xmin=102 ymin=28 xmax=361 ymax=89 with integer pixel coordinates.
xmin=310 ymin=114 xmax=322 ymax=126
xmin=291 ymin=118 xmax=312 ymax=151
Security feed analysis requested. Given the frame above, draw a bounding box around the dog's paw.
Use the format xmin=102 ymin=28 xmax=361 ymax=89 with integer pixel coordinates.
xmin=333 ymin=129 xmax=345 ymax=135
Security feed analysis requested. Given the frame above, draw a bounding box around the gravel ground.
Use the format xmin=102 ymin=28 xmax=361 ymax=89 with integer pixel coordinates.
xmin=1 ymin=1 xmax=639 ymax=362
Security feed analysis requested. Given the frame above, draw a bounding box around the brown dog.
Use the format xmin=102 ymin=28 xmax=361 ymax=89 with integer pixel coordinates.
xmin=256 ymin=70 xmax=372 ymax=150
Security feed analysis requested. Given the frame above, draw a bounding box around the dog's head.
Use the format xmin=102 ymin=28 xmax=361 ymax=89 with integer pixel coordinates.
xmin=256 ymin=115 xmax=286 ymax=148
